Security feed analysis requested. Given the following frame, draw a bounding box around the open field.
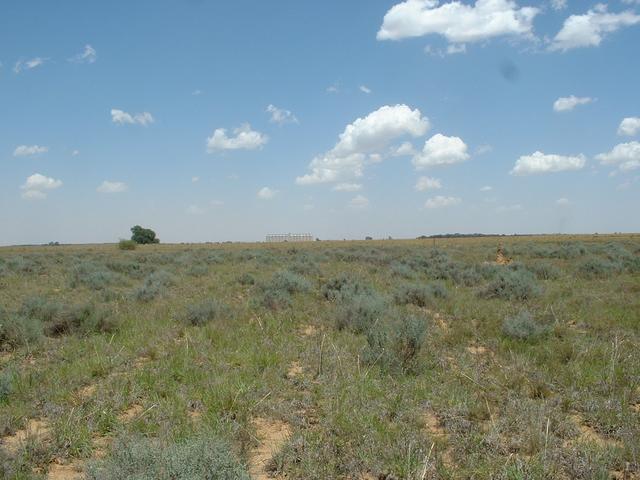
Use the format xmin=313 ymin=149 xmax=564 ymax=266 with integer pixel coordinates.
xmin=1 ymin=235 xmax=639 ymax=479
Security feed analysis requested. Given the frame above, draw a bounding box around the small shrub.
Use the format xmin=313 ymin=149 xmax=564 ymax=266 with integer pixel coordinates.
xmin=237 ymin=273 xmax=256 ymax=286
xmin=390 ymin=262 xmax=415 ymax=279
xmin=257 ymin=287 xmax=292 ymax=311
xmin=271 ymin=270 xmax=311 ymax=294
xmin=480 ymin=269 xmax=541 ymax=301
xmin=528 ymin=262 xmax=561 ymax=280
xmin=321 ymin=274 xmax=372 ymax=301
xmin=502 ymin=310 xmax=546 ymax=340
xmin=86 ymin=434 xmax=249 ymax=480
xmin=184 ymin=300 xmax=231 ymax=326
xmin=0 ymin=309 xmax=43 ymax=348
xmin=70 ymin=262 xmax=118 ymax=290
xmin=133 ymin=271 xmax=174 ymax=302
xmin=364 ymin=311 xmax=428 ymax=373
xmin=577 ymin=257 xmax=620 ymax=279
xmin=393 ymin=282 xmax=447 ymax=307
xmin=187 ymin=264 xmax=208 ymax=277
xmin=118 ymin=239 xmax=137 ymax=251
xmin=335 ymin=291 xmax=387 ymax=334
xmin=46 ymin=303 xmax=115 ymax=336
xmin=20 ymin=296 xmax=61 ymax=323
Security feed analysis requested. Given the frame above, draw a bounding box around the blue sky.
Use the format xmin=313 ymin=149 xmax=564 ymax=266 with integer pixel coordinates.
xmin=1 ymin=0 xmax=639 ymax=245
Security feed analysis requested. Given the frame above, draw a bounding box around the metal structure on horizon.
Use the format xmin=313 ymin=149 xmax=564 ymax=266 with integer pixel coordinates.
xmin=265 ymin=233 xmax=313 ymax=243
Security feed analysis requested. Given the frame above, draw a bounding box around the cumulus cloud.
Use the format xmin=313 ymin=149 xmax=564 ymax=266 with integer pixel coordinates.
xmin=549 ymin=4 xmax=640 ymax=52
xmin=266 ymin=104 xmax=298 ymax=124
xmin=412 ymin=134 xmax=470 ymax=169
xmin=333 ymin=183 xmax=363 ymax=192
xmin=191 ymin=176 xmax=200 ymax=183
xmin=596 ymin=142 xmax=640 ymax=172
xmin=415 ymin=176 xmax=442 ymax=191
xmin=618 ymin=117 xmax=640 ymax=136
xmin=349 ymin=194 xmax=369 ymax=209
xmin=425 ymin=195 xmax=461 ymax=209
xmin=69 ymin=44 xmax=96 ymax=63
xmin=13 ymin=57 xmax=45 ymax=73
xmin=377 ymin=0 xmax=539 ymax=48
xmin=551 ymin=0 xmax=567 ymax=10
xmin=21 ymin=173 xmax=62 ymax=200
xmin=97 ymin=181 xmax=127 ymax=193
xmin=511 ymin=151 xmax=586 ymax=175
xmin=111 ymin=109 xmax=155 ymax=126
xmin=257 ymin=186 xmax=277 ymax=199
xmin=207 ymin=124 xmax=268 ymax=152
xmin=556 ymin=197 xmax=570 ymax=205
xmin=359 ymin=85 xmax=372 ymax=94
xmin=296 ymin=104 xmax=429 ymax=185
xmin=553 ymin=95 xmax=594 ymax=112
xmin=13 ymin=145 xmax=48 ymax=157
xmin=480 ymin=185 xmax=493 ymax=191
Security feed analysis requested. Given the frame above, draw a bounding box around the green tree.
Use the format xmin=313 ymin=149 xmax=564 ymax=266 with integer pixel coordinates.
xmin=130 ymin=225 xmax=160 ymax=244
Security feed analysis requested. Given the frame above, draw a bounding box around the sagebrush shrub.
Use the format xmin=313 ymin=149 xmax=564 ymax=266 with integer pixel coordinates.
xmin=257 ymin=286 xmax=292 ymax=311
xmin=271 ymin=270 xmax=311 ymax=294
xmin=133 ymin=271 xmax=174 ymax=302
xmin=184 ymin=300 xmax=231 ymax=326
xmin=70 ymin=262 xmax=118 ymax=290
xmin=335 ymin=291 xmax=387 ymax=334
xmin=393 ymin=282 xmax=448 ymax=308
xmin=0 ymin=308 xmax=43 ymax=348
xmin=321 ymin=274 xmax=372 ymax=301
xmin=364 ymin=311 xmax=427 ymax=373
xmin=237 ymin=272 xmax=256 ymax=286
xmin=480 ymin=269 xmax=541 ymax=301
xmin=577 ymin=257 xmax=620 ymax=279
xmin=118 ymin=239 xmax=137 ymax=251
xmin=502 ymin=310 xmax=546 ymax=340
xmin=528 ymin=262 xmax=561 ymax=280
xmin=86 ymin=435 xmax=250 ymax=480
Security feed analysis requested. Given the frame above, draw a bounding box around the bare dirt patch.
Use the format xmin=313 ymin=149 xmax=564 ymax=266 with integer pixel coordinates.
xmin=119 ymin=403 xmax=144 ymax=422
xmin=287 ymin=361 xmax=303 ymax=379
xmin=422 ymin=411 xmax=455 ymax=469
xmin=248 ymin=417 xmax=292 ymax=480
xmin=47 ymin=460 xmax=83 ymax=480
xmin=76 ymin=383 xmax=97 ymax=401
xmin=1 ymin=418 xmax=51 ymax=454
xmin=301 ymin=325 xmax=318 ymax=337
xmin=569 ymin=414 xmax=622 ymax=448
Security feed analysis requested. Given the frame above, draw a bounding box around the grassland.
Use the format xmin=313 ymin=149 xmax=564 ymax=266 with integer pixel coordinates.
xmin=0 ymin=235 xmax=639 ymax=479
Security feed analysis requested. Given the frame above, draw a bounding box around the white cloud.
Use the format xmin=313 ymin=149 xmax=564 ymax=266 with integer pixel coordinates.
xmin=257 ymin=186 xmax=277 ymax=199
xmin=377 ymin=0 xmax=539 ymax=47
xmin=186 ymin=204 xmax=206 ymax=215
xmin=549 ymin=4 xmax=640 ymax=52
xmin=326 ymin=84 xmax=340 ymax=94
xmin=266 ymin=104 xmax=298 ymax=125
xmin=191 ymin=176 xmax=200 ymax=183
xmin=511 ymin=151 xmax=586 ymax=175
xmin=13 ymin=57 xmax=45 ymax=73
xmin=556 ymin=197 xmax=570 ymax=205
xmin=210 ymin=200 xmax=224 ymax=207
xmin=111 ymin=109 xmax=155 ymax=126
xmin=333 ymin=183 xmax=363 ymax=192
xmin=296 ymin=104 xmax=429 ymax=185
xmin=412 ymin=133 xmax=470 ymax=169
xmin=71 ymin=150 xmax=80 ymax=156
xmin=394 ymin=141 xmax=417 ymax=156
xmin=97 ymin=181 xmax=127 ymax=193
xmin=349 ymin=194 xmax=369 ymax=209
xmin=192 ymin=89 xmax=202 ymax=96
xmin=415 ymin=176 xmax=442 ymax=191
xmin=553 ymin=95 xmax=594 ymax=112
xmin=69 ymin=44 xmax=96 ymax=64
xmin=425 ymin=195 xmax=461 ymax=209
xmin=496 ymin=204 xmax=523 ymax=213
xmin=21 ymin=173 xmax=62 ymax=200
xmin=359 ymin=85 xmax=372 ymax=94
xmin=13 ymin=145 xmax=48 ymax=157
xmin=480 ymin=185 xmax=493 ymax=191
xmin=207 ymin=124 xmax=268 ymax=152
xmin=551 ymin=0 xmax=567 ymax=11
xmin=618 ymin=117 xmax=640 ymax=136
xmin=596 ymin=141 xmax=640 ymax=172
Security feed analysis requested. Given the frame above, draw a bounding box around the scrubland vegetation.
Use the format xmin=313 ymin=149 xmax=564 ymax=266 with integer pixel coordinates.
xmin=0 ymin=235 xmax=639 ymax=479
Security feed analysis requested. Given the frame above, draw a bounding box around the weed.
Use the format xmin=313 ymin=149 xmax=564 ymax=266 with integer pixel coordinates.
xmin=184 ymin=300 xmax=232 ymax=326
xmin=86 ymin=434 xmax=249 ymax=480
xmin=480 ymin=269 xmax=542 ymax=301
xmin=502 ymin=310 xmax=546 ymax=340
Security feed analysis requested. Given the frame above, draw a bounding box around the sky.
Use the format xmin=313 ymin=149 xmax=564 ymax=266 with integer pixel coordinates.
xmin=1 ymin=0 xmax=640 ymax=245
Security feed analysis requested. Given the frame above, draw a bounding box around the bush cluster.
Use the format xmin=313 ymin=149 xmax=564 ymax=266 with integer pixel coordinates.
xmin=184 ymin=300 xmax=232 ymax=326
xmin=480 ymin=269 xmax=541 ymax=301
xmin=502 ymin=310 xmax=547 ymax=340
xmin=133 ymin=271 xmax=174 ymax=302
